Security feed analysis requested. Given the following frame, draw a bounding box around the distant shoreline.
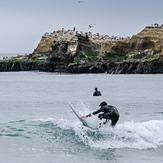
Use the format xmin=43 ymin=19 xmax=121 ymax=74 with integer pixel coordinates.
xmin=0 ymin=53 xmax=28 ymax=59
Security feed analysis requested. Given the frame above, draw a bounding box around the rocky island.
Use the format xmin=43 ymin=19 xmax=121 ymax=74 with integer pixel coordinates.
xmin=0 ymin=25 xmax=163 ymax=73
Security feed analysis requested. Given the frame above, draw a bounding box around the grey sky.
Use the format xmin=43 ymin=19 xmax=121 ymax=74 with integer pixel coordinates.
xmin=0 ymin=0 xmax=162 ymax=53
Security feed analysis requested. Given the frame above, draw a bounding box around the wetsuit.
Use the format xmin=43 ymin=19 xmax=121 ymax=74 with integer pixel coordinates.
xmin=92 ymin=105 xmax=119 ymax=126
xmin=93 ymin=91 xmax=101 ymax=96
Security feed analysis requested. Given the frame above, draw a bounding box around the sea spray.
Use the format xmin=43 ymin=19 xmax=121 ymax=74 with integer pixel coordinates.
xmin=30 ymin=117 xmax=163 ymax=150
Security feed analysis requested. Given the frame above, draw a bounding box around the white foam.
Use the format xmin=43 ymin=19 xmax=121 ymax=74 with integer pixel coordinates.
xmin=30 ymin=116 xmax=163 ymax=150
xmin=85 ymin=120 xmax=163 ymax=150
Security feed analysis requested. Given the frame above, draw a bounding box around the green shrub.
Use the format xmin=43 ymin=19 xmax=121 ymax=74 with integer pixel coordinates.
xmin=85 ymin=53 xmax=98 ymax=61
xmin=74 ymin=58 xmax=81 ymax=63
xmin=31 ymin=55 xmax=47 ymax=61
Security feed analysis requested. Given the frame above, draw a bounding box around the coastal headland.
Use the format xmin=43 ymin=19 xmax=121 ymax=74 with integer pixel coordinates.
xmin=0 ymin=25 xmax=163 ymax=74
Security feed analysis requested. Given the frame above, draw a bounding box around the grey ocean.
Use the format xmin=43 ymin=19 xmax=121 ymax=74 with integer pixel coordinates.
xmin=0 ymin=72 xmax=163 ymax=163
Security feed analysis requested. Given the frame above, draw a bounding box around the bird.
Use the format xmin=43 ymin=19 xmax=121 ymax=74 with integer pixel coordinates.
xmin=88 ymin=24 xmax=96 ymax=28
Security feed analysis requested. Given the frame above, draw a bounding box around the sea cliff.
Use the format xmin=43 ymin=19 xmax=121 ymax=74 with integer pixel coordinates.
xmin=0 ymin=25 xmax=163 ymax=73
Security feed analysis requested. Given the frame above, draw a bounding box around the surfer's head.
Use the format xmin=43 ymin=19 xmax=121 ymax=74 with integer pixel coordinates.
xmin=99 ymin=101 xmax=107 ymax=107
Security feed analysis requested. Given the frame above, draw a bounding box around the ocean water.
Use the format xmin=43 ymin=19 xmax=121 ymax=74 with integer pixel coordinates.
xmin=0 ymin=53 xmax=27 ymax=60
xmin=0 ymin=53 xmax=19 ymax=59
xmin=0 ymin=71 xmax=163 ymax=163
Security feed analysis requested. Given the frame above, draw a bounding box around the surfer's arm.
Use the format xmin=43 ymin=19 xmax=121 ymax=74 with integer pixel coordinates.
xmin=81 ymin=107 xmax=103 ymax=118
xmin=92 ymin=107 xmax=103 ymax=115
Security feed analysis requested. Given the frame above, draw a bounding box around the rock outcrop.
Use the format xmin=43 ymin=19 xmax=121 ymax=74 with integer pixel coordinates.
xmin=33 ymin=26 xmax=163 ymax=60
xmin=48 ymin=34 xmax=98 ymax=64
xmin=0 ymin=25 xmax=163 ymax=74
xmin=129 ymin=26 xmax=163 ymax=53
xmin=0 ymin=57 xmax=162 ymax=74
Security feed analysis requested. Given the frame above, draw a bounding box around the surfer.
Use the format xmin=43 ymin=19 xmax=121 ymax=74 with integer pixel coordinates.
xmin=93 ymin=87 xmax=102 ymax=96
xmin=81 ymin=101 xmax=119 ymax=127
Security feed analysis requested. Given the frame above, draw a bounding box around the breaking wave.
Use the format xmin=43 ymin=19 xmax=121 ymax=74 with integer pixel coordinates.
xmin=1 ymin=118 xmax=163 ymax=150
xmin=29 ymin=118 xmax=163 ymax=150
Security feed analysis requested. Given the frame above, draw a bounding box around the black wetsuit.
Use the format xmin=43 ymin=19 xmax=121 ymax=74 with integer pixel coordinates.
xmin=92 ymin=105 xmax=119 ymax=126
xmin=93 ymin=91 xmax=102 ymax=96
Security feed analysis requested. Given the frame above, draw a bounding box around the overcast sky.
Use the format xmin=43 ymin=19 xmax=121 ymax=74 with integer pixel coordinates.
xmin=0 ymin=0 xmax=162 ymax=53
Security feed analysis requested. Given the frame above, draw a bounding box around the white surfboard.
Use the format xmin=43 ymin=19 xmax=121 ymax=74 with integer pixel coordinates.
xmin=69 ymin=102 xmax=97 ymax=130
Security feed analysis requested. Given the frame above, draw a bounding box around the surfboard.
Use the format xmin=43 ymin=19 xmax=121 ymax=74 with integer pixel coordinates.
xmin=69 ymin=102 xmax=96 ymax=129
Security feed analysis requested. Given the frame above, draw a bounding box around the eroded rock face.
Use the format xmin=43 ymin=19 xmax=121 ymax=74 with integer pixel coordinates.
xmin=102 ymin=26 xmax=163 ymax=57
xmin=1 ymin=26 xmax=162 ymax=74
xmin=33 ymin=26 xmax=163 ymax=62
xmin=47 ymin=34 xmax=98 ymax=63
xmin=66 ymin=58 xmax=163 ymax=74
xmin=0 ymin=53 xmax=162 ymax=73
xmin=129 ymin=26 xmax=163 ymax=53
xmin=33 ymin=36 xmax=56 ymax=54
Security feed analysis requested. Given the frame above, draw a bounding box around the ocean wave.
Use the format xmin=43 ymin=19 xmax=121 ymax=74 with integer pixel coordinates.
xmin=1 ymin=118 xmax=163 ymax=150
xmin=30 ymin=118 xmax=163 ymax=150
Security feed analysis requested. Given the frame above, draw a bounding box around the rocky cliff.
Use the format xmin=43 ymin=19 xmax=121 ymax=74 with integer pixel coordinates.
xmin=0 ymin=25 xmax=163 ymax=74
xmin=33 ymin=26 xmax=163 ymax=61
xmin=129 ymin=26 xmax=163 ymax=53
